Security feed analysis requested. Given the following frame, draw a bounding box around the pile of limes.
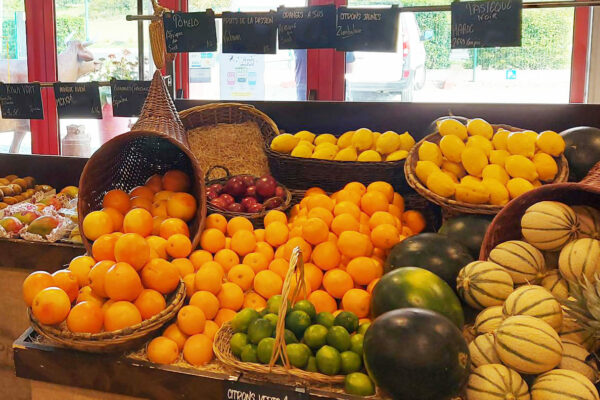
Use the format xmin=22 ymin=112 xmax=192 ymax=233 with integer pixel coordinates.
xmin=229 ymin=295 xmax=375 ymax=396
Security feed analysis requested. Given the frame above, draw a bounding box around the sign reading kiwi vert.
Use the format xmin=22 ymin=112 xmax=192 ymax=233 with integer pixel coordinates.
xmin=54 ymin=82 xmax=102 ymax=119
xmin=336 ymin=6 xmax=400 ymax=52
xmin=163 ymin=10 xmax=217 ymax=53
xmin=222 ymin=11 xmax=277 ymax=54
xmin=111 ymin=80 xmax=152 ymax=117
xmin=0 ymin=83 xmax=43 ymax=119
xmin=277 ymin=5 xmax=337 ymax=49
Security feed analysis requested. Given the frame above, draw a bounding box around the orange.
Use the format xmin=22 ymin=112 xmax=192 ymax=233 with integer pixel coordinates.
xmin=172 ymin=258 xmax=194 ymax=277
xmin=388 ymin=204 xmax=403 ymax=219
xmin=141 ymin=258 xmax=180 ymax=294
xmin=334 ymin=189 xmax=362 ymax=205
xmin=104 ymin=301 xmax=142 ymax=331
xmin=104 ymin=262 xmax=143 ymax=301
xmin=392 ymin=193 xmax=405 ymax=213
xmin=217 ymin=282 xmax=244 ymax=311
xmin=130 ymin=196 xmax=153 ymax=212
xmin=301 ymin=217 xmax=329 ymax=245
xmin=130 ymin=186 xmax=155 ymax=201
xmin=254 ymin=270 xmax=283 ymax=299
xmin=264 ymin=210 xmax=288 ymax=226
xmin=243 ymin=252 xmax=269 ymax=274
xmin=243 ymin=291 xmax=267 ymax=311
xmin=155 ymin=190 xmax=174 ymax=202
xmin=311 ymin=241 xmax=341 ymax=271
xmin=145 ymin=174 xmax=163 ymax=193
xmin=254 ymin=229 xmax=266 ymax=242
xmin=194 ymin=263 xmax=223 ymax=295
xmin=205 ymin=214 xmax=227 ymax=233
xmin=151 ymin=200 xmax=169 ymax=218
xmin=183 ymin=333 xmax=213 ymax=366
xmin=368 ymin=211 xmax=396 ymax=230
xmin=394 ymin=216 xmax=403 ymax=230
xmin=371 ymin=223 xmax=400 ymax=250
xmin=331 ymin=213 xmax=360 ymax=236
xmin=102 ymin=207 xmax=124 ymax=232
xmin=367 ymin=278 xmax=380 ymax=294
xmin=167 ymin=193 xmax=197 ymax=222
xmin=269 ymin=258 xmax=290 ymax=278
xmin=227 ymin=216 xmax=254 ymax=237
xmin=114 ymin=233 xmax=151 ymax=271
xmin=283 ymin=237 xmax=311 ymax=262
xmin=289 ymin=224 xmax=303 ymax=239
xmin=163 ymin=323 xmax=188 ymax=350
xmin=200 ymin=228 xmax=226 ymax=253
xmin=225 ymin=237 xmax=232 ymax=249
xmin=328 ymin=232 xmax=338 ymax=244
xmin=147 ymin=336 xmax=179 ymax=364
xmin=67 ymin=301 xmax=103 ymax=333
xmin=342 ymin=288 xmax=371 ymax=318
xmin=255 ymin=242 xmax=274 ymax=263
xmin=359 ymin=224 xmax=371 ymax=236
xmin=160 ymin=217 xmax=190 ymax=239
xmin=203 ymin=320 xmax=219 ymax=340
xmin=189 ymin=291 xmax=220 ymax=320
xmin=102 ymin=189 xmax=131 ymax=214
xmin=274 ymin=246 xmax=285 ymax=259
xmin=306 ymin=194 xmax=334 ymax=212
xmin=214 ymin=308 xmax=237 ymax=327
xmin=289 ymin=204 xmax=301 ymax=218
xmin=367 ymin=181 xmax=394 ymax=202
xmin=333 ymin=201 xmax=361 ymax=219
xmin=346 ymin=257 xmax=379 ymax=286
xmin=89 ymin=260 xmax=115 ymax=298
xmin=338 ymin=231 xmax=371 ymax=258
xmin=146 ymin=235 xmax=168 ymax=259
xmin=23 ymin=271 xmax=55 ymax=307
xmin=322 ymin=269 xmax=354 ymax=299
xmin=401 ymin=226 xmax=413 ymax=237
xmin=177 ymin=305 xmax=206 ymax=335
xmin=402 ymin=210 xmax=426 ymax=234
xmin=152 ymin=216 xmax=166 ymax=235
xmin=371 ymin=257 xmax=384 ymax=278
xmin=162 ymin=170 xmax=191 ymax=192
xmin=360 ymin=191 xmax=389 ymax=216
xmin=307 ymin=207 xmax=334 ymax=227
xmin=305 ymin=187 xmax=327 ymax=197
xmin=230 ymin=230 xmax=256 ymax=257
xmin=135 ymin=289 xmax=166 ymax=320
xmin=308 ymin=290 xmax=338 ymax=314
xmin=76 ymin=286 xmax=104 ymax=307
xmin=68 ymin=255 xmax=96 ymax=287
xmin=372 ymin=247 xmax=386 ymax=259
xmin=288 ymin=273 xmax=312 ymax=301
xmin=344 ymin=182 xmax=367 ymax=196
xmin=189 ymin=250 xmax=213 ymax=270
xmin=304 ymin=263 xmax=323 ymax=292
xmin=82 ymin=211 xmax=114 ymax=241
xmin=92 ymin=233 xmax=118 ymax=261
xmin=214 ymin=249 xmax=240 ymax=272
xmin=265 ymin=221 xmax=289 ymax=247
xmin=31 ymin=287 xmax=71 ymax=325
xmin=183 ymin=273 xmax=195 ymax=299
xmin=123 ymin=208 xmax=153 ymax=237
xmin=166 ymin=233 xmax=192 ymax=258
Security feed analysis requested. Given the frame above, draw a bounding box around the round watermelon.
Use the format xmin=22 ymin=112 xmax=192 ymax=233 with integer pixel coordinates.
xmin=438 ymin=215 xmax=492 ymax=259
xmin=364 ymin=308 xmax=470 ymax=400
xmin=371 ymin=267 xmax=464 ymax=328
xmin=385 ymin=233 xmax=473 ymax=287
xmin=560 ymin=126 xmax=600 ymax=181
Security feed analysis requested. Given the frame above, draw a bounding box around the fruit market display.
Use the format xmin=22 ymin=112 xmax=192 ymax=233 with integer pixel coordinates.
xmin=0 ymin=174 xmax=54 ymax=209
xmin=438 ymin=214 xmax=492 ymax=258
xmin=270 ymin=128 xmax=416 ymax=161
xmin=560 ymin=126 xmax=600 ymax=181
xmin=207 ymin=174 xmax=287 ymax=213
xmin=415 ymin=117 xmax=566 ymax=205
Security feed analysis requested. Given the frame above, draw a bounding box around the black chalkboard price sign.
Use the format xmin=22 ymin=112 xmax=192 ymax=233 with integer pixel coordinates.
xmin=277 ymin=5 xmax=337 ymax=49
xmin=54 ymin=82 xmax=101 ymax=119
xmin=163 ymin=11 xmax=217 ymax=53
xmin=110 ymin=80 xmax=151 ymax=117
xmin=223 ymin=380 xmax=306 ymax=400
xmin=451 ymin=0 xmax=522 ymax=49
xmin=336 ymin=6 xmax=399 ymax=52
xmin=0 ymin=83 xmax=43 ymax=120
xmin=222 ymin=12 xmax=277 ymax=54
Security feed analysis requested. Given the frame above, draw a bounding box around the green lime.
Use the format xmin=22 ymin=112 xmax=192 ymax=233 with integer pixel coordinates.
xmin=334 ymin=311 xmax=359 ymax=333
xmin=305 ymin=356 xmax=318 ymax=372
xmin=315 ymin=312 xmax=335 ymax=328
xmin=260 ymin=308 xmax=269 ymax=317
xmin=284 ymin=329 xmax=298 ymax=344
xmin=240 ymin=344 xmax=258 ymax=363
xmin=293 ymin=300 xmax=316 ymax=320
xmin=231 ymin=308 xmax=260 ymax=333
xmin=256 ymin=337 xmax=276 ymax=364
xmin=340 ymin=351 xmax=362 ymax=374
xmin=267 ymin=295 xmax=291 ymax=315
xmin=357 ymin=321 xmax=371 ymax=335
xmin=285 ymin=310 xmax=312 ymax=339
xmin=263 ymin=313 xmax=279 ymax=329
xmin=286 ymin=343 xmax=310 ymax=368
xmin=248 ymin=318 xmax=274 ymax=344
xmin=303 ymin=324 xmax=328 ymax=349
xmin=326 ymin=325 xmax=351 ymax=352
xmin=344 ymin=372 xmax=375 ymax=396
xmin=230 ymin=332 xmax=248 ymax=357
xmin=350 ymin=333 xmax=364 ymax=355
xmin=315 ymin=345 xmax=341 ymax=376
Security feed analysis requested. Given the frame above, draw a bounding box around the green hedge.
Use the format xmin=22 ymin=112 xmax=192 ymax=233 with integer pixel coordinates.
xmin=56 ymin=16 xmax=86 ymax=53
xmin=2 ymin=20 xmax=17 ymax=59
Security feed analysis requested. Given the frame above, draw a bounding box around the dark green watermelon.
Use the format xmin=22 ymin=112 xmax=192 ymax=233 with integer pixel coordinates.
xmin=560 ymin=126 xmax=600 ymax=181
xmin=385 ymin=233 xmax=473 ymax=287
xmin=438 ymin=215 xmax=492 ymax=259
xmin=371 ymin=267 xmax=464 ymax=328
xmin=364 ymin=308 xmax=470 ymax=400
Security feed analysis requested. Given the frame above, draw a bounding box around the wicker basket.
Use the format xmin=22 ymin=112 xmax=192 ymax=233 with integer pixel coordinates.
xmin=479 ymin=161 xmax=600 ymax=260
xmin=78 ymin=71 xmax=206 ymax=253
xmin=405 ymin=124 xmax=569 ymax=216
xmin=29 ymin=280 xmax=186 ymax=353
xmin=205 ymin=166 xmax=291 ymax=229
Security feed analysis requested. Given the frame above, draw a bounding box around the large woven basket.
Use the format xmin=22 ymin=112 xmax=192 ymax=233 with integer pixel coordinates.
xmin=29 ymin=280 xmax=186 ymax=353
xmin=479 ymin=161 xmax=600 ymax=260
xmin=405 ymin=121 xmax=569 ymax=216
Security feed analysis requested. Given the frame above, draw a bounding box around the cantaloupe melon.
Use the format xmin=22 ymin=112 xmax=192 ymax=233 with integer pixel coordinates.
xmin=502 ymin=285 xmax=563 ymax=330
xmin=521 ymin=201 xmax=580 ymax=251
xmin=488 ymin=240 xmax=545 ymax=284
xmin=475 ymin=305 xmax=505 ymax=335
xmin=573 ymin=205 xmax=600 ymax=240
xmin=560 ymin=315 xmax=595 ymax=351
xmin=457 ymin=261 xmax=514 ymax=309
xmin=463 ymin=324 xmax=477 ymax=343
xmin=467 ymin=364 xmax=530 ymax=400
xmin=469 ymin=333 xmax=501 ymax=369
xmin=558 ymin=238 xmax=600 ymax=282
xmin=541 ymin=269 xmax=569 ymax=300
xmin=495 ymin=315 xmax=562 ymax=374
xmin=531 ymin=369 xmax=599 ymax=400
xmin=559 ymin=339 xmax=598 ymax=382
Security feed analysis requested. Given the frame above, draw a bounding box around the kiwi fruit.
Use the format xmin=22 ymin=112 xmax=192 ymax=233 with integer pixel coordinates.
xmin=0 ymin=203 xmax=7 ymax=210
xmin=25 ymin=189 xmax=35 ymax=197
xmin=13 ymin=195 xmax=24 ymax=202
xmin=0 ymin=186 xmax=14 ymax=196
xmin=11 ymin=178 xmax=27 ymax=191
xmin=0 ymin=178 xmax=8 ymax=186
xmin=0 ymin=189 xmax=3 ymax=201
xmin=4 ymin=174 xmax=17 ymax=182
xmin=8 ymin=184 xmax=22 ymax=195
xmin=3 ymin=197 xmax=17 ymax=205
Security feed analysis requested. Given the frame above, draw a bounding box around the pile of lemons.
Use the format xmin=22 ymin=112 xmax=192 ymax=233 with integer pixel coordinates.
xmin=270 ymin=129 xmax=416 ymax=162
xmin=416 ymin=118 xmax=565 ymax=205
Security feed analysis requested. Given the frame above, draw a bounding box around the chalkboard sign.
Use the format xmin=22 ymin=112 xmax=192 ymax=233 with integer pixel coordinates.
xmin=0 ymin=83 xmax=43 ymax=120
xmin=336 ymin=6 xmax=399 ymax=52
xmin=54 ymin=82 xmax=101 ymax=119
xmin=223 ymin=380 xmax=305 ymax=400
xmin=163 ymin=11 xmax=217 ymax=53
xmin=277 ymin=5 xmax=336 ymax=49
xmin=222 ymin=12 xmax=277 ymax=54
xmin=111 ymin=80 xmax=151 ymax=117
xmin=451 ymin=0 xmax=522 ymax=49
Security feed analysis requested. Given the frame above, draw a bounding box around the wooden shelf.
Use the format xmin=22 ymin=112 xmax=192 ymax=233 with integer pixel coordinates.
xmin=0 ymin=238 xmax=84 ymax=271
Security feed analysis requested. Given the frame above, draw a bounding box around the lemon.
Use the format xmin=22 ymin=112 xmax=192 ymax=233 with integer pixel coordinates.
xmin=523 ymin=130 xmax=539 ymax=144
xmin=315 ymin=142 xmax=338 ymax=152
xmin=357 ymin=150 xmax=382 ymax=162
xmin=505 ymin=155 xmax=538 ymax=181
xmin=532 ymin=179 xmax=542 ymax=187
xmin=481 ymin=164 xmax=509 ymax=185
xmin=271 ymin=134 xmax=300 ymax=153
xmin=533 ymin=152 xmax=558 ymax=181
xmin=334 ymin=147 xmax=358 ymax=161
xmin=466 ymin=136 xmax=493 ymax=157
xmin=291 ymin=144 xmax=313 ymax=158
xmin=418 ymin=141 xmax=443 ymax=166
xmin=438 ymin=118 xmax=468 ymax=140
xmin=398 ymin=132 xmax=416 ymax=151
xmin=442 ymin=170 xmax=459 ymax=183
xmin=312 ymin=148 xmax=337 ymax=160
xmin=386 ymin=150 xmax=408 ymax=161
xmin=370 ymin=133 xmax=381 ymax=150
xmin=439 ymin=135 xmax=465 ymax=163
xmin=415 ymin=161 xmax=441 ymax=184
xmin=482 ymin=178 xmax=509 ymax=205
xmin=315 ymin=134 xmax=337 ymax=146
xmin=295 ymin=130 xmax=315 ymax=143
xmin=352 ymin=128 xmax=374 ymax=151
xmin=297 ymin=140 xmax=315 ymax=151
xmin=507 ymin=132 xmax=535 ymax=157
xmin=426 ymin=171 xmax=456 ymax=198
xmin=442 ymin=160 xmax=466 ymax=179
xmin=489 ymin=149 xmax=510 ymax=167
xmin=461 ymin=175 xmax=482 ymax=185
xmin=467 ymin=118 xmax=493 ymax=139
xmin=461 ymin=147 xmax=488 ymax=177
xmin=376 ymin=131 xmax=401 ymax=155
xmin=536 ymin=130 xmax=565 ymax=157
xmin=338 ymin=131 xmax=355 ymax=149
xmin=492 ymin=130 xmax=509 ymax=150
xmin=455 ymin=180 xmax=490 ymax=204
xmin=507 ymin=178 xmax=534 ymax=199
